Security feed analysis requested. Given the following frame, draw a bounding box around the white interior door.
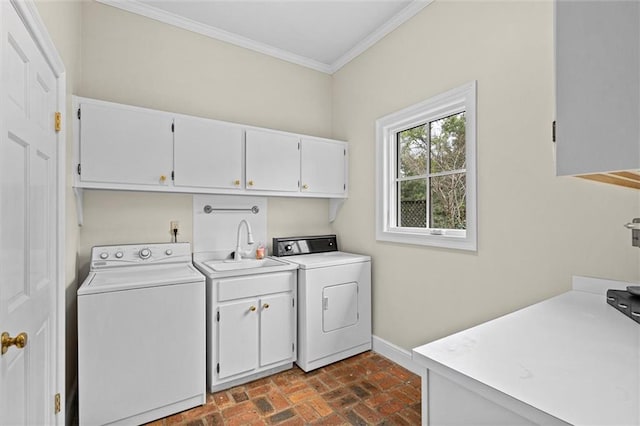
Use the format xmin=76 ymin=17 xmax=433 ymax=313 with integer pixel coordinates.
xmin=1 ymin=2 xmax=60 ymax=424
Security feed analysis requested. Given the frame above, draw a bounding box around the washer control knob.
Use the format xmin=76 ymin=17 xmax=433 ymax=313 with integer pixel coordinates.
xmin=139 ymin=248 xmax=151 ymax=259
xmin=285 ymin=244 xmax=292 ymax=252
xmin=165 ymin=249 xmax=173 ymax=256
xmin=115 ymin=251 xmax=124 ymax=259
xmin=99 ymin=252 xmax=108 ymax=260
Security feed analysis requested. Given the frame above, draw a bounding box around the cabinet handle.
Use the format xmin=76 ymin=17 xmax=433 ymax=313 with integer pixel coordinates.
xmin=631 ymin=311 xmax=640 ymax=317
xmin=618 ymin=303 xmax=628 ymax=309
xmin=249 ymin=306 xmax=257 ymax=312
xmin=302 ymin=184 xmax=309 ymax=190
xmin=263 ymin=303 xmax=270 ymax=309
xmin=248 ymin=180 xmax=254 ymax=187
xmin=234 ymin=179 xmax=240 ymax=186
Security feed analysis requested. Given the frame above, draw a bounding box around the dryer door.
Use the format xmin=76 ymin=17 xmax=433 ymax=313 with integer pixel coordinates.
xmin=323 ymin=282 xmax=358 ymax=332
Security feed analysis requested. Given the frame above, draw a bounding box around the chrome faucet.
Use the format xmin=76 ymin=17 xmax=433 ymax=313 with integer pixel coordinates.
xmin=234 ymin=219 xmax=255 ymax=261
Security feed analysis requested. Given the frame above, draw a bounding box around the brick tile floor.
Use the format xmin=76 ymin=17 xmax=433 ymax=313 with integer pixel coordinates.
xmin=146 ymin=352 xmax=421 ymax=425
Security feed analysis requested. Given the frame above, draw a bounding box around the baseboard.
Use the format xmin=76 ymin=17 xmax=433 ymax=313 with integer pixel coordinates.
xmin=372 ymin=335 xmax=422 ymax=376
xmin=66 ymin=378 xmax=78 ymax=426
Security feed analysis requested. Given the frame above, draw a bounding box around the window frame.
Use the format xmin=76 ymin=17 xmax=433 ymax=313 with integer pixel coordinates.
xmin=375 ymin=81 xmax=477 ymax=251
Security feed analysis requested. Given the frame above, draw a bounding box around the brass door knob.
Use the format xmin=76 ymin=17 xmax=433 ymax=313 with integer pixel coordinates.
xmin=234 ymin=179 xmax=240 ymax=186
xmin=160 ymin=175 xmax=167 ymax=183
xmin=1 ymin=331 xmax=27 ymax=355
xmin=249 ymin=306 xmax=257 ymax=312
xmin=302 ymin=184 xmax=309 ymax=190
xmin=263 ymin=303 xmax=270 ymax=309
xmin=248 ymin=180 xmax=254 ymax=187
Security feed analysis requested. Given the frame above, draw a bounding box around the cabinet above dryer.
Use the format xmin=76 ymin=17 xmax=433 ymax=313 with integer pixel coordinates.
xmin=72 ymin=96 xmax=348 ymax=222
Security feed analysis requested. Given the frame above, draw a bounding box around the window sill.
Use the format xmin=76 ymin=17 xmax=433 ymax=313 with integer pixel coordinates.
xmin=376 ymin=228 xmax=477 ymax=251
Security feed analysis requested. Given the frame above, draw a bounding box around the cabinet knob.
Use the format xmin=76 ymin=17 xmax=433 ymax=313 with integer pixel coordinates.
xmin=263 ymin=303 xmax=270 ymax=309
xmin=249 ymin=306 xmax=257 ymax=312
xmin=234 ymin=179 xmax=240 ymax=186
xmin=248 ymin=180 xmax=254 ymax=187
xmin=302 ymin=184 xmax=309 ymax=190
xmin=159 ymin=175 xmax=167 ymax=183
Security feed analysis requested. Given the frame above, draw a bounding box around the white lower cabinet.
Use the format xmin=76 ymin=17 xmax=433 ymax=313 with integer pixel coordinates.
xmin=210 ymin=271 xmax=296 ymax=391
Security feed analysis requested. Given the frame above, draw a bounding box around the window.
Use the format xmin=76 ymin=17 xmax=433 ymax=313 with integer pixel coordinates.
xmin=376 ymin=81 xmax=477 ymax=251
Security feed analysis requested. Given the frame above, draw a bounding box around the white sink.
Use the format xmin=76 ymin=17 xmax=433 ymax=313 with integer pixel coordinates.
xmin=204 ymin=257 xmax=286 ymax=272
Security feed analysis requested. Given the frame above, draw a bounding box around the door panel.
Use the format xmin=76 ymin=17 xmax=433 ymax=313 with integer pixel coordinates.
xmin=174 ymin=116 xmax=243 ymax=189
xmin=323 ymin=282 xmax=358 ymax=332
xmin=260 ymin=293 xmax=293 ymax=367
xmin=1 ymin=2 xmax=58 ymax=424
xmin=218 ymin=300 xmax=258 ymax=378
xmin=245 ymin=129 xmax=299 ymax=192
xmin=79 ymin=102 xmax=173 ymax=186
xmin=300 ymin=138 xmax=345 ymax=195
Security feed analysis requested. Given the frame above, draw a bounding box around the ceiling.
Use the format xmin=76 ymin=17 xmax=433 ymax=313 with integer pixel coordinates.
xmin=96 ymin=0 xmax=432 ymax=74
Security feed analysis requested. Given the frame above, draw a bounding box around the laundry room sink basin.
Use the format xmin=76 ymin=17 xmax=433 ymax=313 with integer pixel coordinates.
xmin=204 ymin=257 xmax=287 ymax=272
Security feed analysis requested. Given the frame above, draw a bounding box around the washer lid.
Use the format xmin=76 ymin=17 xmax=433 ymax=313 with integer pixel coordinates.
xmin=284 ymin=251 xmax=370 ymax=269
xmin=78 ymin=264 xmax=204 ymax=295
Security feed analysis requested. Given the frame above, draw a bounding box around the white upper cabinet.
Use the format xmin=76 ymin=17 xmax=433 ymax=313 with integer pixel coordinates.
xmin=173 ymin=116 xmax=243 ymax=190
xmin=79 ymin=101 xmax=173 ymax=186
xmin=301 ymin=137 xmax=346 ymax=196
xmin=73 ymin=96 xmax=348 ymax=209
xmin=555 ymin=1 xmax=640 ymax=177
xmin=245 ymin=129 xmax=300 ymax=192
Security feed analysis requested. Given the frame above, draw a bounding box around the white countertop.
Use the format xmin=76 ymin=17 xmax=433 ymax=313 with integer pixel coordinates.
xmin=413 ymin=277 xmax=640 ymax=426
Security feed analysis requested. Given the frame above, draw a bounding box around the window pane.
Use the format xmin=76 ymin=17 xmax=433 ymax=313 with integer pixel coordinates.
xmin=398 ymin=124 xmax=428 ymax=178
xmin=430 ymin=112 xmax=466 ymax=174
xmin=430 ymin=173 xmax=466 ymax=229
xmin=398 ymin=179 xmax=426 ymax=228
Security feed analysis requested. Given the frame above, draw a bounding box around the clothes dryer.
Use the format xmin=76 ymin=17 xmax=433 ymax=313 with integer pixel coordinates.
xmin=273 ymin=235 xmax=371 ymax=372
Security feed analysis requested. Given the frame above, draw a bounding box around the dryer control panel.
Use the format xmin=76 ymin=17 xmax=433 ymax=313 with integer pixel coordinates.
xmin=272 ymin=235 xmax=338 ymax=257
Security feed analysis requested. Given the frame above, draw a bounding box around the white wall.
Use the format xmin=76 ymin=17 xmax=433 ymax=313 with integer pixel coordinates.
xmin=332 ymin=0 xmax=640 ymax=349
xmin=76 ymin=1 xmax=335 ymax=272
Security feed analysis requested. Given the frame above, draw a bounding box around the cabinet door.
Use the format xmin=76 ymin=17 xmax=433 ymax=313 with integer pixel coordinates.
xmin=301 ymin=138 xmax=346 ymax=195
xmin=218 ymin=299 xmax=258 ymax=379
xmin=173 ymin=116 xmax=243 ymax=189
xmin=259 ymin=292 xmax=294 ymax=367
xmin=245 ymin=129 xmax=300 ymax=192
xmin=79 ymin=101 xmax=173 ymax=186
xmin=555 ymin=1 xmax=640 ymax=175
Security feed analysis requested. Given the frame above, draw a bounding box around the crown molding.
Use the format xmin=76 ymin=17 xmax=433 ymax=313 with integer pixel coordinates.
xmin=330 ymin=0 xmax=433 ymax=73
xmin=96 ymin=0 xmax=334 ymax=73
xmin=96 ymin=0 xmax=431 ymax=75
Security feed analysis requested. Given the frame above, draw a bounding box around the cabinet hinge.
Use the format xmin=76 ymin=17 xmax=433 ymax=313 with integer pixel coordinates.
xmin=292 ymin=342 xmax=295 ymax=353
xmin=216 ymin=310 xmax=220 ymax=322
xmin=292 ymin=298 xmax=295 ymax=308
xmin=54 ymin=393 xmax=61 ymax=414
xmin=171 ymin=122 xmax=174 ymax=133
xmin=54 ymin=112 xmax=62 ymax=132
xmin=216 ymin=363 xmax=220 ymax=373
xmin=344 ymin=149 xmax=346 ymax=156
xmin=77 ymin=164 xmax=81 ymax=175
xmin=171 ymin=171 xmax=175 ymax=181
xmin=77 ymin=108 xmax=81 ymax=120
xmin=343 ymin=183 xmax=346 ymax=190
xmin=552 ymin=120 xmax=556 ymax=143
xmin=298 ymin=142 xmax=300 ymax=150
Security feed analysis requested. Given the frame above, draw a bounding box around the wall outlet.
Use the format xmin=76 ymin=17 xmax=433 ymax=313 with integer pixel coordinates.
xmin=170 ymin=221 xmax=179 ymax=235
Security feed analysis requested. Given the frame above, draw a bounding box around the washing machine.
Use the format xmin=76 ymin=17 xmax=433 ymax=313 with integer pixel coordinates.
xmin=77 ymin=243 xmax=205 ymax=425
xmin=273 ymin=235 xmax=371 ymax=372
